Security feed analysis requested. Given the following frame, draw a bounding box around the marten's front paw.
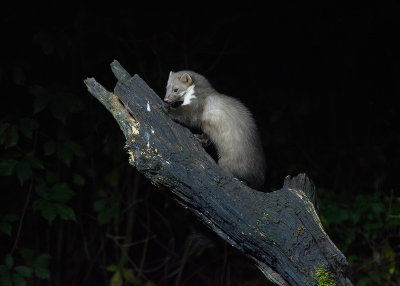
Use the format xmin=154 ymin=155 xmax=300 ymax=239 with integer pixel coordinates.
xmin=160 ymin=102 xmax=170 ymax=113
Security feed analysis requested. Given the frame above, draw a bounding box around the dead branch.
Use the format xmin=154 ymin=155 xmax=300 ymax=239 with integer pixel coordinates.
xmin=84 ymin=60 xmax=352 ymax=286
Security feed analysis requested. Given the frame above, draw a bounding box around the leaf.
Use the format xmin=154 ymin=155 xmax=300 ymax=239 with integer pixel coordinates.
xmin=369 ymin=271 xmax=381 ymax=283
xmin=73 ymin=173 xmax=85 ymax=187
xmin=321 ymin=201 xmax=349 ymax=226
xmin=0 ymin=215 xmax=16 ymax=235
xmin=19 ymin=118 xmax=39 ymax=139
xmin=42 ymin=204 xmax=57 ymax=224
xmin=0 ymin=123 xmax=10 ymax=137
xmin=349 ymin=211 xmax=361 ymax=224
xmin=14 ymin=266 xmax=32 ymax=278
xmin=19 ymin=248 xmax=34 ymax=262
xmin=19 ymin=248 xmax=33 ymax=263
xmin=34 ymin=267 xmax=50 ymax=279
xmin=122 ymin=268 xmax=135 ymax=283
xmin=0 ymin=123 xmax=11 ymax=146
xmin=110 ymin=271 xmax=123 ymax=286
xmin=33 ymin=200 xmax=56 ymax=224
xmin=98 ymin=206 xmax=116 ymax=225
xmin=4 ymin=125 xmax=19 ymax=148
xmin=33 ymin=254 xmax=51 ymax=279
xmin=34 ymin=254 xmax=51 ymax=267
xmin=15 ymin=160 xmax=32 ymax=184
xmin=25 ymin=153 xmax=44 ymax=169
xmin=49 ymin=92 xmax=84 ymax=122
xmin=87 ymin=168 xmax=96 ymax=178
xmin=0 ymin=222 xmax=12 ymax=236
xmin=98 ymin=189 xmax=107 ymax=197
xmin=32 ymin=199 xmax=46 ymax=211
xmin=0 ymin=264 xmax=8 ymax=275
xmin=106 ymin=264 xmax=118 ymax=272
xmin=12 ymin=273 xmax=26 ymax=286
xmin=48 ymin=183 xmax=75 ymax=203
xmin=43 ymin=141 xmax=56 ymax=156
xmin=5 ymin=254 xmax=14 ymax=269
xmin=14 ymin=153 xmax=43 ymax=183
xmin=106 ymin=169 xmax=119 ymax=188
xmin=45 ymin=171 xmax=58 ymax=183
xmin=54 ymin=203 xmax=76 ymax=221
xmin=67 ymin=141 xmax=85 ymax=157
xmin=1 ymin=272 xmax=12 ymax=286
xmin=35 ymin=184 xmax=48 ymax=199
xmin=93 ymin=199 xmax=106 ymax=212
xmin=0 ymin=160 xmax=18 ymax=176
xmin=57 ymin=141 xmax=84 ymax=167
xmin=370 ymin=202 xmax=385 ymax=215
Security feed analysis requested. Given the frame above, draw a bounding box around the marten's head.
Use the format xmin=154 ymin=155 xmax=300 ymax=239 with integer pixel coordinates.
xmin=164 ymin=71 xmax=195 ymax=106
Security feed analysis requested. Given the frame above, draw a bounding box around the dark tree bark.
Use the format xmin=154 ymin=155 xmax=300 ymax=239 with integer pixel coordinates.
xmin=84 ymin=60 xmax=353 ymax=286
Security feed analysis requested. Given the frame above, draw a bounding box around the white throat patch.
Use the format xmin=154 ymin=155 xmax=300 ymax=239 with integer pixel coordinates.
xmin=181 ymin=85 xmax=196 ymax=106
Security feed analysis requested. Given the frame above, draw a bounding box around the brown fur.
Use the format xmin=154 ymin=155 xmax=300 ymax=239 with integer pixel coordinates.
xmin=164 ymin=71 xmax=266 ymax=189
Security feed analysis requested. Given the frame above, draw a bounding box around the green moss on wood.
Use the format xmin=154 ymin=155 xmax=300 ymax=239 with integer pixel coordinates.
xmin=313 ymin=265 xmax=336 ymax=286
xmin=296 ymin=225 xmax=305 ymax=236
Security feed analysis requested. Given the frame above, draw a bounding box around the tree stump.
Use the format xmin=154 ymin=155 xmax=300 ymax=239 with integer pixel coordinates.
xmin=84 ymin=60 xmax=353 ymax=286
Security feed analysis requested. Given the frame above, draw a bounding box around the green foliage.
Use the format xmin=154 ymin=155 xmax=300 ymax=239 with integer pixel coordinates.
xmin=93 ymin=193 xmax=119 ymax=225
xmin=0 ymin=214 xmax=18 ymax=236
xmin=320 ymin=190 xmax=400 ymax=285
xmin=15 ymin=152 xmax=44 ymax=184
xmin=0 ymin=160 xmax=18 ymax=176
xmin=0 ymin=64 xmax=84 ymax=284
xmin=31 ymin=85 xmax=84 ymax=122
xmin=2 ymin=8 xmax=400 ymax=285
xmin=33 ymin=183 xmax=76 ymax=223
xmin=43 ymin=141 xmax=56 ymax=156
xmin=0 ymin=123 xmax=19 ymax=149
xmin=19 ymin=118 xmax=39 ymax=139
xmin=2 ymin=67 xmax=399 ymax=285
xmin=106 ymin=261 xmax=155 ymax=286
xmin=57 ymin=141 xmax=85 ymax=167
xmin=31 ymin=254 xmax=51 ymax=279
xmin=0 ymin=252 xmax=49 ymax=286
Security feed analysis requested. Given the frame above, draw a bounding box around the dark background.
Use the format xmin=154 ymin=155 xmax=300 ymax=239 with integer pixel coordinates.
xmin=1 ymin=1 xmax=400 ymax=285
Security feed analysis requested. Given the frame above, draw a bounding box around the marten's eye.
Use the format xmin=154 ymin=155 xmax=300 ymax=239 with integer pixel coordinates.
xmin=173 ymin=88 xmax=178 ymax=92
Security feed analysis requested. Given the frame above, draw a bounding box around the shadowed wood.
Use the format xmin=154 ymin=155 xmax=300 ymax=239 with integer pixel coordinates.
xmin=84 ymin=60 xmax=353 ymax=286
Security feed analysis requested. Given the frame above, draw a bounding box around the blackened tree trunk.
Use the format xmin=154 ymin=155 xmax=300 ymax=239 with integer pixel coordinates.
xmin=84 ymin=60 xmax=353 ymax=286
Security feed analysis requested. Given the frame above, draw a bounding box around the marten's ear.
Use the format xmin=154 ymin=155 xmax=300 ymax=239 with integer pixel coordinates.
xmin=169 ymin=71 xmax=174 ymax=78
xmin=180 ymin=73 xmax=193 ymax=85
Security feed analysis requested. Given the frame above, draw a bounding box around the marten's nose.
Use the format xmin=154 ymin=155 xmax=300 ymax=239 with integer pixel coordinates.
xmin=164 ymin=97 xmax=169 ymax=102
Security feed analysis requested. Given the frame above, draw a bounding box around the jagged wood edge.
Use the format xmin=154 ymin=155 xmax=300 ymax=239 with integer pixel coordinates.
xmin=84 ymin=60 xmax=353 ymax=286
xmin=83 ymin=74 xmax=286 ymax=284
